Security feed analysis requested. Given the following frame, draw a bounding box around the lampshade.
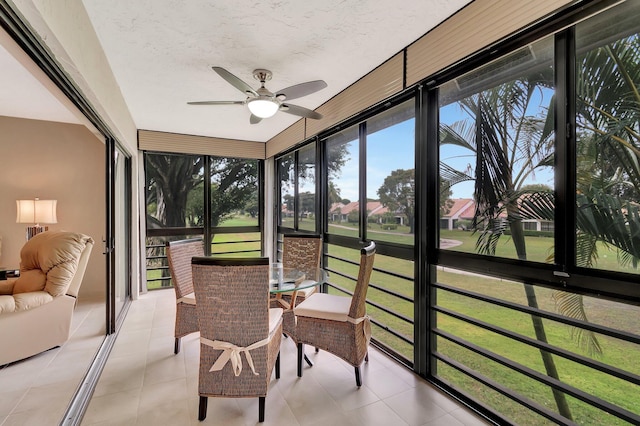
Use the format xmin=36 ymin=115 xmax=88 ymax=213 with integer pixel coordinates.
xmin=247 ymin=97 xmax=279 ymax=118
xmin=16 ymin=199 xmax=58 ymax=225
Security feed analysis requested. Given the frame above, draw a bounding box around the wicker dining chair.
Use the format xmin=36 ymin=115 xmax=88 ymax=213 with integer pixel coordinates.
xmin=191 ymin=256 xmax=283 ymax=423
xmin=166 ymin=238 xmax=204 ymax=354
xmin=276 ymin=233 xmax=322 ymax=341
xmin=294 ymin=241 xmax=376 ymax=387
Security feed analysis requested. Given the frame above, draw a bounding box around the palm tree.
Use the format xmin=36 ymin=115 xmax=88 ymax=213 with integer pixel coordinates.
xmin=441 ymin=68 xmax=575 ymax=419
xmin=440 ymin=29 xmax=640 ymax=421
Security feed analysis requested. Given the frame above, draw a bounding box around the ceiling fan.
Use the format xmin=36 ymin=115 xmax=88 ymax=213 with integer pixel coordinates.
xmin=188 ymin=67 xmax=327 ymax=124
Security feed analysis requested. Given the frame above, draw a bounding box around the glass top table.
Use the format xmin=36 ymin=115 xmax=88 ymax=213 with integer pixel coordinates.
xmin=269 ymin=267 xmax=327 ymax=294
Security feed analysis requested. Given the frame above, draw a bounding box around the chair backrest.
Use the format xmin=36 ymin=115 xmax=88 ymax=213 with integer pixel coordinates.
xmin=348 ymin=241 xmax=376 ymax=319
xmin=191 ymin=256 xmax=271 ymax=391
xmin=15 ymin=231 xmax=94 ymax=298
xmin=192 ymin=256 xmax=270 ymax=342
xmin=282 ymin=233 xmax=322 ymax=280
xmin=166 ymin=238 xmax=204 ymax=298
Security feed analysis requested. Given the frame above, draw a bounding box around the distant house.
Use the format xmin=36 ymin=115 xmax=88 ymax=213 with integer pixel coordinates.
xmin=440 ymin=198 xmax=475 ymax=230
xmin=440 ymin=198 xmax=554 ymax=232
xmin=329 ymin=200 xmax=391 ymax=222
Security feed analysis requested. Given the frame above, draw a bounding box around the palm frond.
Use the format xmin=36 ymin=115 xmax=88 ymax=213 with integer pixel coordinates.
xmin=552 ymin=291 xmax=603 ymax=357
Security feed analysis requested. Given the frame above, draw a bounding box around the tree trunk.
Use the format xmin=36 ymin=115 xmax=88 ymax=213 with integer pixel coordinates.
xmin=509 ymin=211 xmax=573 ymax=421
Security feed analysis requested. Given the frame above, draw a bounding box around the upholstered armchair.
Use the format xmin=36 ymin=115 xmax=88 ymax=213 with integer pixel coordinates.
xmin=0 ymin=231 xmax=94 ymax=365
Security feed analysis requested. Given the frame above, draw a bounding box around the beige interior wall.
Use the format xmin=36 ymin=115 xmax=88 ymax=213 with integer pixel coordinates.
xmin=0 ymin=115 xmax=106 ymax=300
xmin=8 ymin=0 xmax=142 ymax=298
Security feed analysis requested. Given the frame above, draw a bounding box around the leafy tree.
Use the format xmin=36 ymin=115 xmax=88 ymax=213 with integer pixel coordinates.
xmin=378 ymin=168 xmax=416 ymax=233
xmin=440 ymin=178 xmax=454 ymax=217
xmin=146 ymin=154 xmax=258 ymax=228
xmin=146 ymin=154 xmax=204 ymax=227
xmin=347 ymin=208 xmax=359 ymax=223
xmin=299 ymin=191 xmax=316 ymax=216
xmin=245 ymin=191 xmax=259 ymax=218
xmin=282 ymin=194 xmax=294 ymax=212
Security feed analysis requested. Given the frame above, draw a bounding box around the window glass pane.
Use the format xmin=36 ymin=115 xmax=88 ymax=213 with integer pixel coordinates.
xmin=367 ymin=100 xmax=415 ymax=245
xmin=211 ymin=232 xmax=261 ymax=257
xmin=210 ymin=156 xmax=259 ymax=227
xmin=278 ymin=153 xmax=295 ymax=228
xmin=297 ymin=144 xmax=316 ymax=232
xmin=435 ymin=267 xmax=640 ymax=424
xmin=145 ymin=152 xmax=204 ymax=228
xmin=575 ymin=1 xmax=640 ymax=275
xmin=326 ymin=126 xmax=359 ymax=236
xmin=439 ymin=37 xmax=555 ymax=262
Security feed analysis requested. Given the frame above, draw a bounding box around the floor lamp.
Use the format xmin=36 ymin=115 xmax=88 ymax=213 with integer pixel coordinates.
xmin=16 ymin=198 xmax=58 ymax=240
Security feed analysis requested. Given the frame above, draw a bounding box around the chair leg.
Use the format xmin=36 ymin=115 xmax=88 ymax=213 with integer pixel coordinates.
xmin=198 ymin=396 xmax=207 ymax=421
xmin=355 ymin=366 xmax=362 ymax=387
xmin=275 ymin=351 xmax=281 ymax=379
xmin=259 ymin=396 xmax=265 ymax=422
xmin=297 ymin=343 xmax=304 ymax=377
xmin=174 ymin=337 xmax=180 ymax=354
xmin=304 ymin=353 xmax=313 ymax=367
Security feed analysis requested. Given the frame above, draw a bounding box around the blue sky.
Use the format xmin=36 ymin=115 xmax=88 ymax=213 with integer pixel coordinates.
xmin=294 ymin=86 xmax=555 ymax=202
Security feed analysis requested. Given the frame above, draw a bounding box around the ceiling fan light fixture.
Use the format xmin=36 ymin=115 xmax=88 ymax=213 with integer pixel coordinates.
xmin=247 ymin=97 xmax=279 ymax=118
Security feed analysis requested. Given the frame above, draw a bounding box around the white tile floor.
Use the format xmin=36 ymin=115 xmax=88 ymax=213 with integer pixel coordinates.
xmin=83 ymin=290 xmax=490 ymax=426
xmin=0 ymin=296 xmax=106 ymax=426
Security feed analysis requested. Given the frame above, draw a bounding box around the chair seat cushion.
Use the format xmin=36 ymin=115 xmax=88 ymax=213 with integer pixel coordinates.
xmin=269 ymin=307 xmax=283 ymax=335
xmin=294 ymin=293 xmax=351 ymax=322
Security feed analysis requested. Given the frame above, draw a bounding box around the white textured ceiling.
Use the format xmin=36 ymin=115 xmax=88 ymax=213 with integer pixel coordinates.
xmin=80 ymin=0 xmax=472 ymax=143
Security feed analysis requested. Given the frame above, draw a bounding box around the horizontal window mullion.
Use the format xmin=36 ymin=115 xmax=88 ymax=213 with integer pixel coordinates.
xmin=436 ymin=282 xmax=640 ymax=345
xmin=437 ymin=250 xmax=640 ymax=304
xmin=435 ymin=330 xmax=640 ymax=425
xmin=146 ymin=227 xmax=204 ymax=237
xmin=435 ymin=306 xmax=640 ymax=386
xmin=210 ymin=226 xmax=261 ymax=234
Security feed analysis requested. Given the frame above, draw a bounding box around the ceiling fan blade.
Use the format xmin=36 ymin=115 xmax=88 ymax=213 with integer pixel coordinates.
xmin=212 ymin=67 xmax=258 ymax=97
xmin=275 ymin=80 xmax=327 ymax=101
xmin=280 ymin=103 xmax=323 ymax=120
xmin=250 ymin=114 xmax=263 ymax=124
xmin=187 ymin=100 xmax=244 ymax=105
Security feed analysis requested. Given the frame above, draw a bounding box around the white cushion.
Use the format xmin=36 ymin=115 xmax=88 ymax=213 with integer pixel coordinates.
xmin=13 ymin=291 xmax=54 ymax=312
xmin=179 ymin=292 xmax=196 ymax=305
xmin=0 ymin=295 xmax=16 ymax=314
xmin=268 ymin=307 xmax=283 ymax=335
xmin=294 ymin=293 xmax=352 ymax=322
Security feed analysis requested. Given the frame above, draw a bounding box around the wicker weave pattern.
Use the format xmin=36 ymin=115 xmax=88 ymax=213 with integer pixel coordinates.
xmin=192 ymin=260 xmax=282 ymax=399
xmin=295 ymin=242 xmax=375 ymax=368
xmin=275 ymin=234 xmax=322 ymax=341
xmin=166 ymin=239 xmax=204 ymax=341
